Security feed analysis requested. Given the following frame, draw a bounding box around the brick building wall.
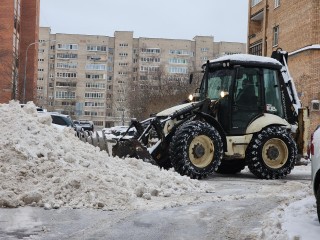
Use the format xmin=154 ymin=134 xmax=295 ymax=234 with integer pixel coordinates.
xmin=248 ymin=0 xmax=320 ymax=132
xmin=18 ymin=0 xmax=40 ymax=103
xmin=0 ymin=0 xmax=15 ymax=102
xmin=0 ymin=0 xmax=39 ymax=104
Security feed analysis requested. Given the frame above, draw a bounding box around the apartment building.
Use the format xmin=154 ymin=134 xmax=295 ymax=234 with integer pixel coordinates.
xmin=248 ymin=0 xmax=320 ymax=131
xmin=39 ymin=27 xmax=246 ymax=129
xmin=0 ymin=0 xmax=40 ymax=103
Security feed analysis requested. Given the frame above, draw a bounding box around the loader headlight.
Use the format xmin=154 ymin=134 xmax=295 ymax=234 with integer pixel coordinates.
xmin=220 ymin=91 xmax=229 ymax=98
xmin=188 ymin=94 xmax=194 ymax=102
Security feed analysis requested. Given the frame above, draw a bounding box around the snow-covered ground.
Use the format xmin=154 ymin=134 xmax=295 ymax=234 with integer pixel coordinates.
xmin=257 ymin=165 xmax=319 ymax=240
xmin=0 ymin=101 xmax=319 ymax=239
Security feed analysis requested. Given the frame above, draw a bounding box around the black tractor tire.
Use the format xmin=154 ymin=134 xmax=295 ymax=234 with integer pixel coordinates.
xmin=215 ymin=159 xmax=246 ymax=174
xmin=246 ymin=126 xmax=297 ymax=179
xmin=317 ymin=183 xmax=320 ymax=223
xmin=169 ymin=120 xmax=223 ymax=179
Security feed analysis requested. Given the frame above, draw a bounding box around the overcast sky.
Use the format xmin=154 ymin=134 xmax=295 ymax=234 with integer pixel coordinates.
xmin=40 ymin=0 xmax=248 ymax=43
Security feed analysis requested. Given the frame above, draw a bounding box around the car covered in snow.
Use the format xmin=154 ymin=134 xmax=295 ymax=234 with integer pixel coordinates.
xmin=102 ymin=126 xmax=136 ymax=140
xmin=73 ymin=120 xmax=94 ymax=132
xmin=40 ymin=112 xmax=80 ymax=132
xmin=310 ymin=125 xmax=320 ymax=222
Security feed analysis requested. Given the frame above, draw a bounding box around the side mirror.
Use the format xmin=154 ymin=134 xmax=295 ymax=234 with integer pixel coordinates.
xmin=189 ymin=73 xmax=193 ymax=84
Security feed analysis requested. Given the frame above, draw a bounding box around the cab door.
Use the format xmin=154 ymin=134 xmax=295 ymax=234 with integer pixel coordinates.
xmin=230 ymin=67 xmax=263 ymax=135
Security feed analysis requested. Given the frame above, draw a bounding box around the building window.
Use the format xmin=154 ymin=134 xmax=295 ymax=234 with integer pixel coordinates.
xmin=140 ymin=75 xmax=148 ymax=81
xmin=168 ymin=67 xmax=188 ymax=74
xmin=85 ymin=102 xmax=105 ymax=107
xmin=85 ymin=92 xmax=104 ymax=99
xmin=87 ymin=45 xmax=107 ymax=52
xmin=56 ymin=82 xmax=77 ymax=87
xmin=273 ymin=26 xmax=279 ymax=47
xmin=140 ymin=66 xmax=160 ymax=72
xmin=61 ymin=101 xmax=76 ymax=106
xmin=274 ymin=0 xmax=280 ymax=8
xmin=84 ymin=111 xmax=99 ymax=116
xmin=200 ymin=48 xmax=209 ymax=52
xmin=251 ymin=0 xmax=262 ymax=7
xmin=56 ymin=72 xmax=77 ymax=78
xmin=55 ymin=91 xmax=76 ymax=99
xmin=85 ymin=82 xmax=106 ymax=89
xmin=85 ymin=64 xmax=106 ymax=71
xmin=93 ymin=121 xmax=104 ymax=126
xmin=86 ymin=74 xmax=105 ymax=80
xmin=249 ymin=40 xmax=262 ymax=56
xmin=140 ymin=57 xmax=160 ymax=63
xmin=57 ymin=53 xmax=78 ymax=59
xmin=169 ymin=58 xmax=188 ymax=64
xmin=169 ymin=49 xmax=193 ymax=56
xmin=57 ymin=44 xmax=78 ymax=50
xmin=57 ymin=62 xmax=77 ymax=69
xmin=141 ymin=48 xmax=161 ymax=54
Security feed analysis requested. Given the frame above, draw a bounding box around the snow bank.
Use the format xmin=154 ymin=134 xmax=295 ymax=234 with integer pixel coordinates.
xmin=0 ymin=101 xmax=209 ymax=210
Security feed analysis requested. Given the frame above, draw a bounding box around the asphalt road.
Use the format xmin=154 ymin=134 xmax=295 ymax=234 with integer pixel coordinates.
xmin=0 ymin=170 xmax=311 ymax=240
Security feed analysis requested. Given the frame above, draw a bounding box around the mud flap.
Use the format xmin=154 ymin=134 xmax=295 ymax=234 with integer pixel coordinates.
xmin=112 ymin=139 xmax=157 ymax=165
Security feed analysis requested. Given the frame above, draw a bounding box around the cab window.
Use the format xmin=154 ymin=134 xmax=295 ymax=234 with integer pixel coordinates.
xmin=263 ymin=69 xmax=284 ymax=117
xmin=201 ymin=69 xmax=233 ymax=100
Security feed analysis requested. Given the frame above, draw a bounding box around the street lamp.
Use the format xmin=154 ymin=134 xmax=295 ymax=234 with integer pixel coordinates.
xmin=23 ymin=39 xmax=56 ymax=104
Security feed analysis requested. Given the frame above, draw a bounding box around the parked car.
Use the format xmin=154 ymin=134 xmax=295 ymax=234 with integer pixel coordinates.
xmin=111 ymin=126 xmax=136 ymax=137
xmin=40 ymin=112 xmax=80 ymax=131
xmin=102 ymin=126 xmax=136 ymax=140
xmin=73 ymin=120 xmax=94 ymax=132
xmin=310 ymin=125 xmax=320 ymax=222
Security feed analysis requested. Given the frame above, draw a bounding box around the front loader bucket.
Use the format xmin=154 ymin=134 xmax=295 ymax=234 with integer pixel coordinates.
xmin=112 ymin=139 xmax=157 ymax=165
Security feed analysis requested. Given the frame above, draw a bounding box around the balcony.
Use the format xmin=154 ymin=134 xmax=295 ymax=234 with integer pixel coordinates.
xmin=251 ymin=0 xmax=265 ymax=12
xmin=248 ymin=7 xmax=264 ymax=46
xmin=248 ymin=31 xmax=263 ymax=46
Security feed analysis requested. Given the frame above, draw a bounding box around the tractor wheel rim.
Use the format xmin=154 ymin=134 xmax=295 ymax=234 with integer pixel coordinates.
xmin=189 ymin=135 xmax=214 ymax=168
xmin=262 ymin=138 xmax=288 ymax=169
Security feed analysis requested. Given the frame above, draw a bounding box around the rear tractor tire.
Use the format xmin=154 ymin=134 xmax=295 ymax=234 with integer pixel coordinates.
xmin=246 ymin=126 xmax=297 ymax=179
xmin=169 ymin=120 xmax=223 ymax=179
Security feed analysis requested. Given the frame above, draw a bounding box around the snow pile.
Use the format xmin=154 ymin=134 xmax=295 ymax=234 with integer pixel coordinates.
xmin=0 ymin=101 xmax=209 ymax=210
xmin=258 ymin=165 xmax=318 ymax=240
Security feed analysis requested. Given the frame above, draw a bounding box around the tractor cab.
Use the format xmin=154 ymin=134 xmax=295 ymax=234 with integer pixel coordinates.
xmin=198 ymin=55 xmax=293 ymax=135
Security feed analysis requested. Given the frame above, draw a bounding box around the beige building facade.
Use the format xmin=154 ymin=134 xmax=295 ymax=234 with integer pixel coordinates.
xmin=248 ymin=0 xmax=320 ymax=131
xmin=39 ymin=27 xmax=246 ymax=129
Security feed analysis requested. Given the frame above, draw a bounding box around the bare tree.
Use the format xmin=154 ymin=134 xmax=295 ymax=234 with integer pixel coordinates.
xmin=127 ymin=62 xmax=201 ymax=120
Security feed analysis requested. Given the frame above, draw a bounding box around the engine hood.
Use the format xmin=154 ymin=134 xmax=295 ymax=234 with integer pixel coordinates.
xmin=156 ymin=102 xmax=197 ymax=117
